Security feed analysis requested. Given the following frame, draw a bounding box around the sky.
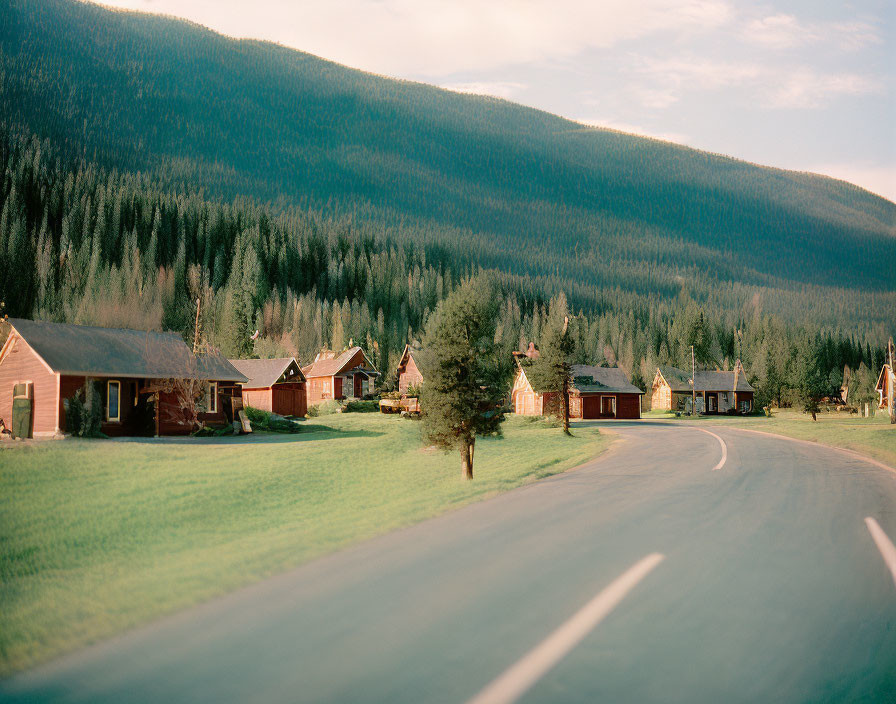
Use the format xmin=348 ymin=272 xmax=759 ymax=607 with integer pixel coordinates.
xmin=97 ymin=0 xmax=895 ymax=201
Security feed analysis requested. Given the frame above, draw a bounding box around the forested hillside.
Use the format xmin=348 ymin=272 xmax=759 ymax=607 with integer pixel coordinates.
xmin=2 ymin=0 xmax=894 ymax=296
xmin=0 ymin=0 xmax=893 ymax=408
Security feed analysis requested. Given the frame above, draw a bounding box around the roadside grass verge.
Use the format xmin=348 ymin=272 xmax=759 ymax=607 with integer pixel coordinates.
xmin=0 ymin=414 xmax=607 ymax=676
xmin=646 ymin=409 xmax=896 ymax=468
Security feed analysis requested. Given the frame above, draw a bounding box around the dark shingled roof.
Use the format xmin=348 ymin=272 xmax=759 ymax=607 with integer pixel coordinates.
xmin=570 ymin=365 xmax=644 ymax=395
xmin=229 ymin=357 xmax=304 ymax=388
xmin=657 ymin=363 xmax=754 ymax=392
xmin=8 ymin=318 xmax=247 ymax=382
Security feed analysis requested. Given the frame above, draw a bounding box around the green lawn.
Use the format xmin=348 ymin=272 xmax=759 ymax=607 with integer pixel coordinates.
xmin=0 ymin=414 xmax=608 ymax=676
xmin=645 ymin=409 xmax=896 ymax=468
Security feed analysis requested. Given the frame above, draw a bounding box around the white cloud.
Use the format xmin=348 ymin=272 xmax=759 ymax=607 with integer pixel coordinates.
xmin=764 ymin=68 xmax=883 ymax=109
xmin=96 ymin=0 xmax=734 ymax=76
xmin=628 ymin=55 xmax=882 ymax=110
xmin=440 ymin=81 xmax=525 ymax=99
xmin=742 ymin=13 xmax=880 ymax=50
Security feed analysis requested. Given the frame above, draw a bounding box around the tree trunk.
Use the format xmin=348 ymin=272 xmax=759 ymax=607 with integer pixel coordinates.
xmin=561 ymin=378 xmax=571 ymax=436
xmin=461 ymin=436 xmax=474 ymax=480
xmin=811 ymin=410 xmax=817 ymax=421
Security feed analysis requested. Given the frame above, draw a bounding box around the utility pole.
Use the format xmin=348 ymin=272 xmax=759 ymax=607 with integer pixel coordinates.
xmin=691 ymin=344 xmax=696 ymax=416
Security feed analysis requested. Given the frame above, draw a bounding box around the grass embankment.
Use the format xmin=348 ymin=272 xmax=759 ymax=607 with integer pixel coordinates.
xmin=645 ymin=409 xmax=896 ymax=468
xmin=0 ymin=414 xmax=607 ymax=676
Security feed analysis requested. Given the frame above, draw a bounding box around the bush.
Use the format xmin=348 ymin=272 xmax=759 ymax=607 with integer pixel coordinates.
xmin=308 ymin=400 xmax=342 ymax=417
xmin=243 ymin=406 xmax=302 ymax=433
xmin=343 ymin=399 xmax=379 ymax=413
xmin=64 ymin=382 xmax=105 ymax=437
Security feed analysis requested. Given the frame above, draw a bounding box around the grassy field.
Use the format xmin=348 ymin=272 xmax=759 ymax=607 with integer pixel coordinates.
xmin=0 ymin=414 xmax=608 ymax=676
xmin=644 ymin=408 xmax=896 ymax=468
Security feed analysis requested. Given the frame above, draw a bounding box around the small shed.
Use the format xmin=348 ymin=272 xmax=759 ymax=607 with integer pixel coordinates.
xmin=568 ymin=365 xmax=643 ymax=419
xmin=396 ymin=344 xmax=424 ymax=396
xmin=230 ymin=357 xmax=307 ymax=417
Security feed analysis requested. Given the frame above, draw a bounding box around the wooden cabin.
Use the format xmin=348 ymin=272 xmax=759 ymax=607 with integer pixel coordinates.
xmin=302 ymin=347 xmax=379 ymax=405
xmin=512 ymin=358 xmax=643 ymax=419
xmin=0 ymin=318 xmax=247 ymax=438
xmin=396 ymin=344 xmax=424 ymax=396
xmin=651 ymin=360 xmax=754 ymax=414
xmin=876 ymin=364 xmax=895 ymax=415
xmin=229 ymin=357 xmax=307 ymax=417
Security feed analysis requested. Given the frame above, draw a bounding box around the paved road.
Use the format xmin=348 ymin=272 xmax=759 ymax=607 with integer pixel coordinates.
xmin=3 ymin=422 xmax=895 ymax=703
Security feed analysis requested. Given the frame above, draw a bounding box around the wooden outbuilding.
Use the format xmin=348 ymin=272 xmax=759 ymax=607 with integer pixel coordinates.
xmin=229 ymin=357 xmax=307 ymax=417
xmin=512 ymin=357 xmax=643 ymax=419
xmin=0 ymin=318 xmax=247 ymax=438
xmin=302 ymin=347 xmax=379 ymax=405
xmin=396 ymin=344 xmax=424 ymax=396
xmin=651 ymin=360 xmax=754 ymax=414
xmin=876 ymin=364 xmax=895 ymax=415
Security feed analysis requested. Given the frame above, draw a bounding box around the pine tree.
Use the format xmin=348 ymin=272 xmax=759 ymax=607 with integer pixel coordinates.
xmin=527 ymin=294 xmax=574 ymax=434
xmin=419 ymin=275 xmax=508 ymax=480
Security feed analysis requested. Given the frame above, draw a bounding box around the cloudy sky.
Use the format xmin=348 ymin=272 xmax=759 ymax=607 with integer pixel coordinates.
xmin=98 ymin=0 xmax=894 ymax=201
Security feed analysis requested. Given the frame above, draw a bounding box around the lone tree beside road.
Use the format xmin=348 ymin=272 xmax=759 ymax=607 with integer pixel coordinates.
xmin=526 ymin=294 xmax=574 ymax=435
xmin=419 ymin=275 xmax=508 ymax=480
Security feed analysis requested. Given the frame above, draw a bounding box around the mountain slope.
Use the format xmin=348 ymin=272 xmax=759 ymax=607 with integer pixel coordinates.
xmin=1 ymin=0 xmax=894 ymax=295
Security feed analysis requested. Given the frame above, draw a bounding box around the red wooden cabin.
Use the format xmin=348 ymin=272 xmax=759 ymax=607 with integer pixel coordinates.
xmin=229 ymin=357 xmax=307 ymax=417
xmin=512 ymin=357 xmax=643 ymax=420
xmin=0 ymin=318 xmax=246 ymax=438
xmin=302 ymin=347 xmax=379 ymax=405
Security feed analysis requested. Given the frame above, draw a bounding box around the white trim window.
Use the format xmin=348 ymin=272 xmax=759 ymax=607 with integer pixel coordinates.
xmin=207 ymin=382 xmax=217 ymax=414
xmin=107 ymin=380 xmax=121 ymax=422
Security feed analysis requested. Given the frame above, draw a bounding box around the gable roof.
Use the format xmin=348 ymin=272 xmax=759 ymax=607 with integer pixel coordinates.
xmin=229 ymin=357 xmax=304 ymax=388
xmin=570 ymin=365 xmax=644 ymax=395
xmin=5 ymin=318 xmax=247 ymax=382
xmin=877 ymin=364 xmax=893 ymax=392
xmin=303 ymin=346 xmax=378 ymax=378
xmin=657 ymin=362 xmax=754 ymax=393
xmin=398 ymin=343 xmax=422 ymax=371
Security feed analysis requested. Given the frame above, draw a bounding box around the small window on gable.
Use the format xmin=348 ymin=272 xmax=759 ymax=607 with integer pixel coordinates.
xmin=107 ymin=380 xmax=120 ymax=422
xmin=208 ymin=382 xmax=217 ymax=414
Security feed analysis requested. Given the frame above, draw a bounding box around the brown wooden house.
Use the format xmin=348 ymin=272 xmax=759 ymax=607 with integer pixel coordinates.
xmin=230 ymin=357 xmax=307 ymax=417
xmin=0 ymin=318 xmax=247 ymax=438
xmin=876 ymin=364 xmax=895 ymax=415
xmin=512 ymin=356 xmax=643 ymax=419
xmin=396 ymin=344 xmax=424 ymax=396
xmin=651 ymin=360 xmax=754 ymax=414
xmin=302 ymin=347 xmax=379 ymax=405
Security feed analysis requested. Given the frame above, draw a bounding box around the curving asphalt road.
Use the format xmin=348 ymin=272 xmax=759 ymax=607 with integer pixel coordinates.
xmin=2 ymin=422 xmax=895 ymax=703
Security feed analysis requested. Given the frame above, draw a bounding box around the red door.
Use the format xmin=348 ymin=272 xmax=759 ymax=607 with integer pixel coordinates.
xmin=581 ymin=396 xmax=600 ymax=419
xmin=354 ymin=374 xmax=362 ymax=398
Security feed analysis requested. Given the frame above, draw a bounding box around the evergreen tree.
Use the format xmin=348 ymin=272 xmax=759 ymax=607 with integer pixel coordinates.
xmin=527 ymin=294 xmax=574 ymax=435
xmin=419 ymin=275 xmax=508 ymax=480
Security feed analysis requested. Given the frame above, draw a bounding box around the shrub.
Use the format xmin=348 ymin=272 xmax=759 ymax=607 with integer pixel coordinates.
xmin=308 ymin=400 xmax=342 ymax=417
xmin=243 ymin=406 xmax=302 ymax=433
xmin=64 ymin=382 xmax=104 ymax=437
xmin=343 ymin=399 xmax=379 ymax=413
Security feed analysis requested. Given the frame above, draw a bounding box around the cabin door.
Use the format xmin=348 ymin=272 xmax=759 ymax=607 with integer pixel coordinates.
xmin=601 ymin=396 xmax=616 ymax=418
xmin=353 ymin=374 xmax=362 ymax=398
xmin=707 ymin=393 xmax=718 ymax=413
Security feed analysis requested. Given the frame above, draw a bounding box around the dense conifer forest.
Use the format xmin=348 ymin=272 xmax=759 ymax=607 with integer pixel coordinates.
xmin=0 ymin=0 xmax=893 ymax=409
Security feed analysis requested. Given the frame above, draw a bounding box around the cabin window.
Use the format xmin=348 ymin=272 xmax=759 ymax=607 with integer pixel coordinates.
xmin=208 ymin=382 xmax=217 ymax=414
xmin=107 ymin=380 xmax=121 ymax=422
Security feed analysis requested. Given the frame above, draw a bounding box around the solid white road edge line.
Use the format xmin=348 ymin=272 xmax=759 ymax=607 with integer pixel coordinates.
xmin=466 ymin=553 xmax=665 ymax=704
xmin=693 ymin=427 xmax=727 ymax=470
xmin=865 ymin=517 xmax=896 ymax=588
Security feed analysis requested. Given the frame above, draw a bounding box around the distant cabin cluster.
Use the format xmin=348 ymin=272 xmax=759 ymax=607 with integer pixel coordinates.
xmin=2 ymin=320 xmax=762 ymax=439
